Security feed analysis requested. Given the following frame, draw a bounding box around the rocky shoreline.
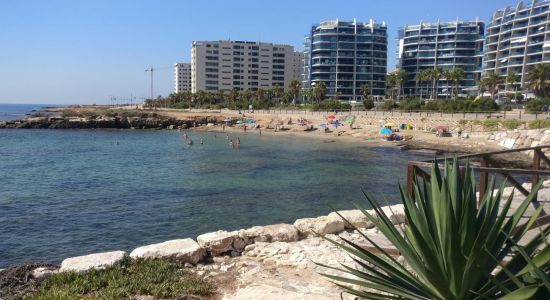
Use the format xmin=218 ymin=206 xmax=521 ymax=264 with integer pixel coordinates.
xmin=0 ymin=204 xmax=406 ymax=299
xmin=0 ymin=113 xmax=224 ymax=130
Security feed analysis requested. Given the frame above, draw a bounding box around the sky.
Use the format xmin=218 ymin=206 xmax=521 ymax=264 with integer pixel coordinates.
xmin=0 ymin=0 xmax=510 ymax=104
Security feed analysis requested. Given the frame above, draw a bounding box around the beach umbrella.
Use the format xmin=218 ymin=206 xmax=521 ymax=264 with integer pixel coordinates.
xmin=379 ymin=128 xmax=393 ymax=135
xmin=236 ymin=120 xmax=243 ymax=124
xmin=326 ymin=115 xmax=336 ymax=119
xmin=435 ymin=125 xmax=447 ymax=130
xmin=320 ymin=123 xmax=327 ymax=127
xmin=384 ymin=122 xmax=397 ymax=127
xmin=332 ymin=122 xmax=343 ymax=128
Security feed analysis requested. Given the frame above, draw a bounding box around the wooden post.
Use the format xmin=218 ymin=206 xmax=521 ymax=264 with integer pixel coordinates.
xmin=407 ymin=164 xmax=415 ymax=197
xmin=531 ymin=149 xmax=542 ymax=202
xmin=478 ymin=156 xmax=489 ymax=207
xmin=533 ymin=149 xmax=541 ymax=188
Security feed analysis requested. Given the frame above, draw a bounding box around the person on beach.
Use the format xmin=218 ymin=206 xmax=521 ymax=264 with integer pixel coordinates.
xmin=226 ymin=133 xmax=229 ymax=140
xmin=259 ymin=128 xmax=262 ymax=136
xmin=243 ymin=125 xmax=247 ymax=132
xmin=222 ymin=124 xmax=226 ymax=131
xmin=237 ymin=137 xmax=241 ymax=148
xmin=544 ymin=104 xmax=549 ymax=114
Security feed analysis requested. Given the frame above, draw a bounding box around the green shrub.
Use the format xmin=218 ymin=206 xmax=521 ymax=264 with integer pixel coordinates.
xmin=483 ymin=119 xmax=499 ymax=130
xmin=529 ymin=119 xmax=550 ymax=129
xmin=363 ymin=99 xmax=374 ymax=110
xmin=321 ymin=159 xmax=549 ymax=299
xmin=23 ymin=257 xmax=212 ymax=299
xmin=501 ymin=119 xmax=522 ymax=130
xmin=398 ymin=98 xmax=423 ymax=111
xmin=378 ymin=100 xmax=397 ymax=111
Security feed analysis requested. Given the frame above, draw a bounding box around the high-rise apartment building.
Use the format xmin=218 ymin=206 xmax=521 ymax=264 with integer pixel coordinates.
xmin=485 ymin=0 xmax=550 ymax=95
xmin=397 ymin=20 xmax=485 ymax=98
xmin=191 ymin=40 xmax=303 ymax=93
xmin=303 ymin=19 xmax=388 ymax=101
xmin=174 ymin=63 xmax=191 ymax=93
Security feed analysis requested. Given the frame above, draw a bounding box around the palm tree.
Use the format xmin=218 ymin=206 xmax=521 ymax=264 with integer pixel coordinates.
xmin=429 ymin=67 xmax=443 ymax=100
xmin=528 ymin=63 xmax=550 ymax=98
xmin=386 ymin=72 xmax=398 ymax=101
xmin=443 ymin=69 xmax=454 ymax=100
xmin=271 ymin=85 xmax=284 ymax=107
xmin=450 ymin=68 xmax=465 ymax=100
xmin=360 ymin=84 xmax=370 ymax=101
xmin=479 ymin=72 xmax=502 ymax=100
xmin=313 ymin=81 xmax=327 ymax=105
xmin=417 ymin=70 xmax=431 ymax=100
xmin=395 ymin=69 xmax=408 ymax=99
xmin=288 ymin=79 xmax=301 ymax=106
xmin=506 ymin=71 xmax=520 ymax=102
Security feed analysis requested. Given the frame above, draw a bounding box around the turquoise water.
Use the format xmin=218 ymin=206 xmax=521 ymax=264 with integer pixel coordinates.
xmin=0 ymin=129 xmax=430 ymax=267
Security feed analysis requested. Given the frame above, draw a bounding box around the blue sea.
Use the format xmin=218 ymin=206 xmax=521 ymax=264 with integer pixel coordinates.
xmin=0 ymin=103 xmax=61 ymax=121
xmin=0 ymin=109 xmax=432 ymax=267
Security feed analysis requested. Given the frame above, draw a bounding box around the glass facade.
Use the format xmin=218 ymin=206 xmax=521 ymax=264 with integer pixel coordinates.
xmin=303 ymin=19 xmax=388 ymax=101
xmin=484 ymin=0 xmax=550 ymax=94
xmin=397 ymin=20 xmax=484 ymax=98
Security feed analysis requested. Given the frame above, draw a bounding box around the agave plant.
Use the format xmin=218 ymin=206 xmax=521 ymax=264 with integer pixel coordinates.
xmin=320 ymin=159 xmax=550 ymax=299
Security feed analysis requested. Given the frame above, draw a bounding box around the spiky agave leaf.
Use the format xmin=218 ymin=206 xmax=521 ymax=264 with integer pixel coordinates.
xmin=319 ymin=158 xmax=550 ymax=299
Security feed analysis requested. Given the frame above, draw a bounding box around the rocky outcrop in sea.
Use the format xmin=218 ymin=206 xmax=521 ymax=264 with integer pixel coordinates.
xmin=0 ymin=114 xmax=225 ymax=130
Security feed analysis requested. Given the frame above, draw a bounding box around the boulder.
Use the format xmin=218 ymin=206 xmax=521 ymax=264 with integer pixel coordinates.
xmin=60 ymin=250 xmax=126 ymax=272
xmin=380 ymin=204 xmax=407 ymax=224
xmin=328 ymin=209 xmax=374 ymax=229
xmin=240 ymin=224 xmax=300 ymax=243
xmin=293 ymin=215 xmax=345 ymax=236
xmin=130 ymin=239 xmax=204 ymax=264
xmin=197 ymin=230 xmax=235 ymax=256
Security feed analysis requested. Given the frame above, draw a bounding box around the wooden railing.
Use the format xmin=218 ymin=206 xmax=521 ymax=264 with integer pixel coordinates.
xmin=406 ymin=145 xmax=550 ymax=230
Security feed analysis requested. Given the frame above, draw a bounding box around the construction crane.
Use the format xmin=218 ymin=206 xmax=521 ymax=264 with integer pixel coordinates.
xmin=144 ymin=65 xmax=172 ymax=101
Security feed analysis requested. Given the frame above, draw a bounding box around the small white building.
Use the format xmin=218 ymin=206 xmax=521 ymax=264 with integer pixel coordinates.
xmin=174 ymin=63 xmax=191 ymax=93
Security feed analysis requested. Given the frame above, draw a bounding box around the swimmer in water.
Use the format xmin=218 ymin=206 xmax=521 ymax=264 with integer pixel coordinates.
xmin=200 ymin=138 xmax=204 ymax=144
xmin=188 ymin=139 xmax=193 ymax=145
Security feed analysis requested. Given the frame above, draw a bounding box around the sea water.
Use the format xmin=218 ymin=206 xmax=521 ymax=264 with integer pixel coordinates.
xmin=0 ymin=129 xmax=431 ymax=267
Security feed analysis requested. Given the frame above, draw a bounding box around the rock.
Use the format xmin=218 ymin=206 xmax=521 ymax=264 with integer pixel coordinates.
xmin=197 ymin=230 xmax=235 ymax=256
xmin=168 ymin=125 xmax=174 ymax=130
xmin=207 ymin=123 xmax=215 ymax=127
xmin=293 ymin=215 xmax=345 ymax=236
xmin=328 ymin=209 xmax=374 ymax=229
xmin=240 ymin=224 xmax=300 ymax=243
xmin=130 ymin=239 xmax=204 ymax=264
xmin=60 ymin=250 xmax=126 ymax=272
xmin=502 ymin=138 xmax=516 ymax=149
xmin=381 ymin=204 xmax=407 ymax=224
xmin=233 ymin=237 xmax=248 ymax=252
xmin=32 ymin=267 xmax=58 ymax=279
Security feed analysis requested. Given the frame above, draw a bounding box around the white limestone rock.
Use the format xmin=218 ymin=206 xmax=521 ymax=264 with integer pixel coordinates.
xmin=130 ymin=239 xmax=204 ymax=264
xmin=380 ymin=204 xmax=407 ymax=224
xmin=328 ymin=209 xmax=374 ymax=229
xmin=239 ymin=224 xmax=300 ymax=243
xmin=197 ymin=230 xmax=235 ymax=256
xmin=293 ymin=215 xmax=345 ymax=236
xmin=60 ymin=250 xmax=126 ymax=272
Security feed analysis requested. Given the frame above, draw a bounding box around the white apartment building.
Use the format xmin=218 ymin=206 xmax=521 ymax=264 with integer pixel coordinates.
xmin=174 ymin=63 xmax=191 ymax=93
xmin=485 ymin=0 xmax=550 ymax=95
xmin=191 ymin=40 xmax=303 ymax=93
